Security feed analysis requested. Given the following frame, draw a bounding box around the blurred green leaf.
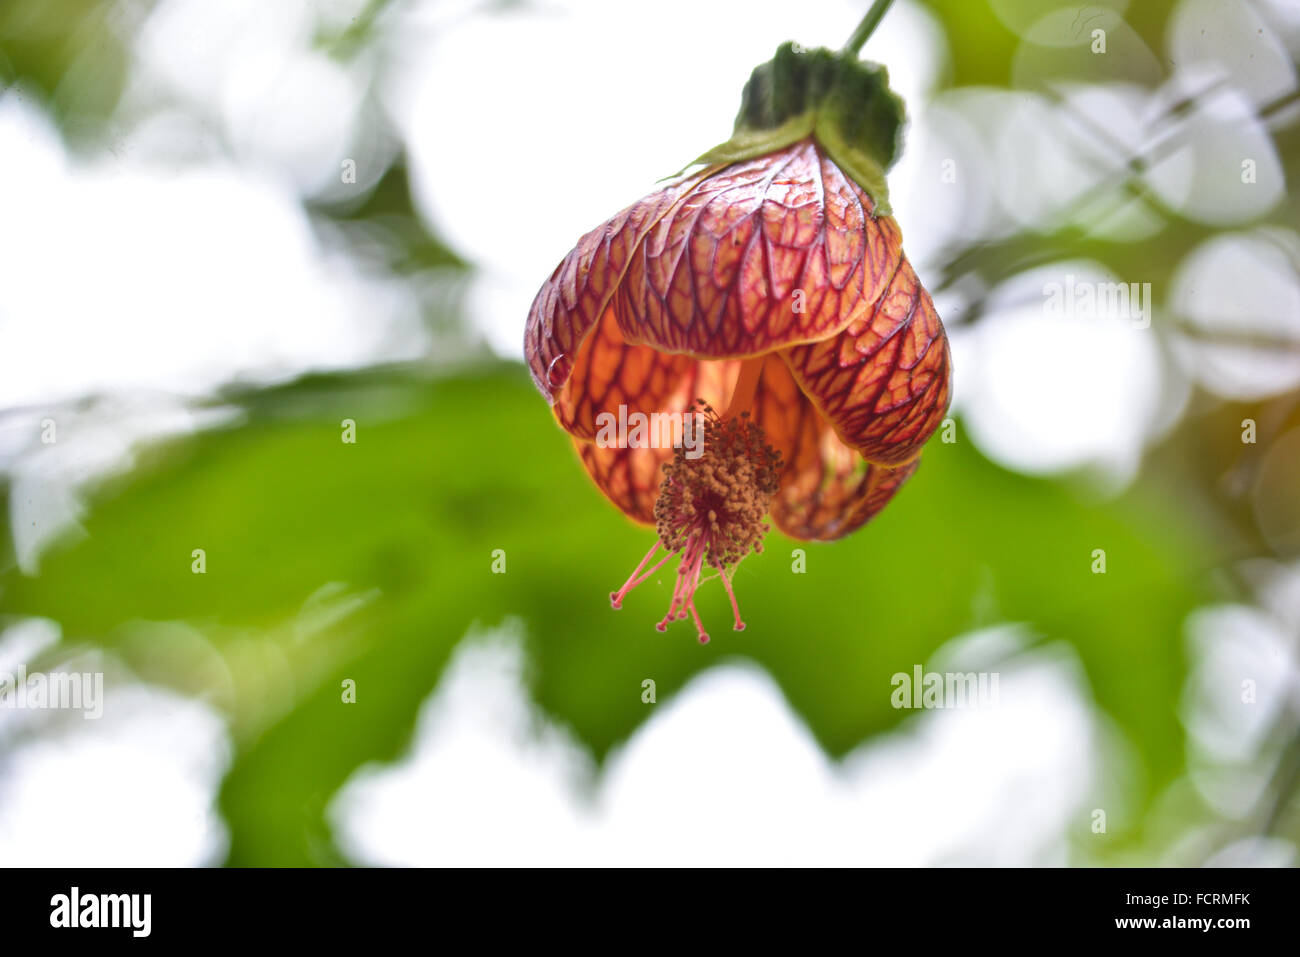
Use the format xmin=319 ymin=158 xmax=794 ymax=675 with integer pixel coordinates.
xmin=0 ymin=363 xmax=1216 ymax=863
xmin=0 ymin=0 xmax=132 ymax=145
xmin=309 ymin=157 xmax=467 ymax=273
xmin=916 ymin=0 xmax=1179 ymax=89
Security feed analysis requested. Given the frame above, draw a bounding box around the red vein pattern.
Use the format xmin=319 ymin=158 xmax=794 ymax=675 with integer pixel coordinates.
xmin=525 ymin=181 xmax=693 ymax=403
xmin=752 ymin=355 xmax=918 ymax=540
xmin=782 ymin=256 xmax=950 ymax=467
xmin=612 ymin=141 xmax=902 ymax=356
xmin=524 ymin=138 xmax=950 ymax=542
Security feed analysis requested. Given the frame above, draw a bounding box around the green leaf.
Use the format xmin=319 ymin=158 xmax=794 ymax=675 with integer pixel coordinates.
xmin=0 ymin=363 xmax=1214 ymax=863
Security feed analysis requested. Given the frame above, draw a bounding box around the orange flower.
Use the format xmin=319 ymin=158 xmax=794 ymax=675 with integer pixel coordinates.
xmin=524 ymin=42 xmax=950 ymax=642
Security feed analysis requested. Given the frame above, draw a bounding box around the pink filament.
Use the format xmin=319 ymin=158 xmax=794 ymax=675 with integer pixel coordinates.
xmin=610 ymin=540 xmax=663 ymax=608
xmin=611 ymin=523 xmax=743 ymax=644
xmin=686 ymin=600 xmax=710 ymax=644
xmin=716 ymin=562 xmax=746 ymax=631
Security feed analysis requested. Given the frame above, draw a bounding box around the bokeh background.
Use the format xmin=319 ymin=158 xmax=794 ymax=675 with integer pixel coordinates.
xmin=1 ymin=0 xmax=1298 ymax=866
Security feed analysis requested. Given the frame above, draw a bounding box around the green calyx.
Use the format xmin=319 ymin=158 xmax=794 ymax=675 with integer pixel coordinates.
xmin=691 ymin=41 xmax=905 ymax=215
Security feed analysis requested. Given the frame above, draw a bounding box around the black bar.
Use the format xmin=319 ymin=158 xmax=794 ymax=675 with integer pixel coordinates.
xmin=1 ymin=867 xmax=1287 ymax=943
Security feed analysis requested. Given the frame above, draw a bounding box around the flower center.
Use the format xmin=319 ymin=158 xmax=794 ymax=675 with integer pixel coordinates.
xmin=610 ymin=399 xmax=782 ymax=643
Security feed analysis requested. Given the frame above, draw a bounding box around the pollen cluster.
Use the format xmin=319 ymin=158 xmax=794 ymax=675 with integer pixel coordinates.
xmin=608 ymin=400 xmax=784 ymax=642
xmin=655 ymin=401 xmax=782 ymax=565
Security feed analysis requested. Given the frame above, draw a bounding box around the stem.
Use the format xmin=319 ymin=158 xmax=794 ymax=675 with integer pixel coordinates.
xmin=842 ymin=0 xmax=895 ymax=56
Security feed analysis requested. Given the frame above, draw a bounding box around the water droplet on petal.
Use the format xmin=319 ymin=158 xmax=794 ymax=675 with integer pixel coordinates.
xmin=546 ymin=353 xmax=572 ymax=390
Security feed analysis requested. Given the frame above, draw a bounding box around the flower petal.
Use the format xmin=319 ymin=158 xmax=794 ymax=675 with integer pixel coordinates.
xmin=553 ymin=307 xmax=728 ymax=442
xmin=525 ymin=180 xmax=695 ymax=403
xmin=574 ymin=439 xmax=666 ymax=526
xmin=773 ymin=452 xmax=919 ymax=541
xmin=781 ymin=253 xmax=950 ymax=467
xmin=750 ymin=354 xmax=918 ymax=540
xmin=525 ymin=140 xmax=908 ymax=412
xmin=569 ymin=349 xmax=917 ymax=538
xmin=563 ymin=330 xmax=739 ymax=523
xmin=615 ymin=140 xmax=904 ymax=358
xmin=528 ymin=142 xmax=943 ymax=537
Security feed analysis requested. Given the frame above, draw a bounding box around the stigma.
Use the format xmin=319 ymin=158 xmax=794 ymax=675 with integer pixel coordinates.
xmin=610 ymin=400 xmax=782 ymax=643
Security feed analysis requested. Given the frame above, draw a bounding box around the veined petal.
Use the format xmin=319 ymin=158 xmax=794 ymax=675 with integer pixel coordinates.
xmin=750 ymin=354 xmax=918 ymax=540
xmin=569 ymin=348 xmax=921 ymax=538
xmin=781 ymin=253 xmax=950 ymax=467
xmin=553 ymin=308 xmax=732 ymax=442
xmin=528 ymin=140 xmax=945 ymax=542
xmin=574 ymin=440 xmax=667 ymax=526
xmin=615 ymin=140 xmax=903 ymax=358
xmin=525 ymin=140 xmax=907 ymax=417
xmin=524 ymin=180 xmax=695 ymax=403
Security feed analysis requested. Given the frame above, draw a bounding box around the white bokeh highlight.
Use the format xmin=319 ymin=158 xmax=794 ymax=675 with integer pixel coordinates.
xmin=330 ymin=626 xmax=1099 ymax=866
xmin=0 ymin=621 xmax=232 ymax=867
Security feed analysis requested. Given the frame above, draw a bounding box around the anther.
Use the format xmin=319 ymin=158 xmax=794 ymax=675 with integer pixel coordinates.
xmin=609 ymin=399 xmax=781 ymax=643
